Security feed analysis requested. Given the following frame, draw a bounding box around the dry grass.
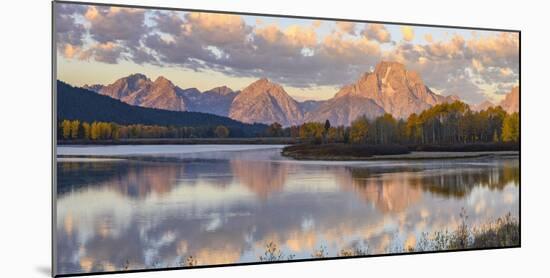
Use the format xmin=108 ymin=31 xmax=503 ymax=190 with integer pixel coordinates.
xmin=116 ymin=210 xmax=518 ymax=270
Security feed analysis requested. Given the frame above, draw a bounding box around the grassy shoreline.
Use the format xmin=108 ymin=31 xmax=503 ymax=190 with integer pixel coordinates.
xmin=100 ymin=211 xmax=519 ymax=271
xmin=282 ymin=143 xmax=519 ymax=161
xmin=257 ymin=212 xmax=519 ymax=262
xmin=283 ymin=150 xmax=519 ymax=161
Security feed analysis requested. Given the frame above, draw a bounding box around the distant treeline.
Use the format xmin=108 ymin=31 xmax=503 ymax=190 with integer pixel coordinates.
xmin=275 ymin=101 xmax=519 ymax=145
xmin=58 ymin=120 xmax=235 ymax=140
xmin=58 ymin=101 xmax=519 ymax=143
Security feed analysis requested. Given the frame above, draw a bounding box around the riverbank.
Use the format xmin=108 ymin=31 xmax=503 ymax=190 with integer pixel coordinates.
xmin=282 ymin=143 xmax=519 ymax=160
xmin=365 ymin=151 xmax=518 ymax=161
xmin=282 ymin=144 xmax=410 ymax=160
xmin=109 ymin=211 xmax=519 ymax=269
xmin=57 ymin=137 xmax=300 ymax=145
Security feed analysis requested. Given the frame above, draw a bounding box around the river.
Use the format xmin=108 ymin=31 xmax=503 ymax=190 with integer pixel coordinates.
xmin=55 ymin=145 xmax=519 ymax=274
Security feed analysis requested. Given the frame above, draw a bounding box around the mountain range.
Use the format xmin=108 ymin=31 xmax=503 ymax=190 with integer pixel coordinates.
xmin=82 ymin=61 xmax=520 ymax=126
xmin=471 ymin=86 xmax=519 ymax=114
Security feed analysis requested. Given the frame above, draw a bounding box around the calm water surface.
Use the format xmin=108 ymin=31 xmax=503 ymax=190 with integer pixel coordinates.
xmin=55 ymin=145 xmax=519 ymax=274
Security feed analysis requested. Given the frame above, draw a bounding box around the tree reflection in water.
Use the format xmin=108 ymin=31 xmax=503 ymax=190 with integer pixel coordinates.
xmin=56 ymin=151 xmax=519 ymax=275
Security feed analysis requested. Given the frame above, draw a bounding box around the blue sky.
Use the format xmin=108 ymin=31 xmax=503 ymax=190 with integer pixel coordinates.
xmin=55 ymin=3 xmax=519 ymax=104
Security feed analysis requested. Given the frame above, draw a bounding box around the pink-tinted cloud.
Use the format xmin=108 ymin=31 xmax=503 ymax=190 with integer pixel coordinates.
xmin=55 ymin=4 xmax=86 ymax=58
xmin=383 ymin=32 xmax=518 ymax=103
xmin=78 ymin=42 xmax=124 ymax=64
xmin=335 ymin=21 xmax=357 ymax=35
xmin=85 ymin=6 xmax=147 ymax=44
xmin=183 ymin=12 xmax=251 ymax=45
xmin=55 ymin=3 xmax=519 ymax=103
xmin=362 ymin=24 xmax=392 ymax=43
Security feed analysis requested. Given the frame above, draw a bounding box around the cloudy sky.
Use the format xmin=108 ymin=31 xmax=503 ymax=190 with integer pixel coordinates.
xmin=55 ymin=3 xmax=519 ymax=104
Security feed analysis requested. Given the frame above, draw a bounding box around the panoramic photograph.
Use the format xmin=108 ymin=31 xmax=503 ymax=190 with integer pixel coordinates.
xmin=54 ymin=2 xmax=519 ymax=276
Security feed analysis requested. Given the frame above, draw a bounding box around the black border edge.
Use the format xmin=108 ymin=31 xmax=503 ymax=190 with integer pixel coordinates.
xmin=518 ymin=30 xmax=522 ymax=248
xmin=51 ymin=1 xmax=522 ymax=277
xmin=52 ymin=1 xmax=57 ymax=277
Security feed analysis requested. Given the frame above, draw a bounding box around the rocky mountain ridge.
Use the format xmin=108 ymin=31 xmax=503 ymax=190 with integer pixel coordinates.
xmin=81 ymin=61 xmax=519 ymax=126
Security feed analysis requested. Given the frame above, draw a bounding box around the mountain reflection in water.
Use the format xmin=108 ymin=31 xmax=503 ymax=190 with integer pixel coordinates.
xmin=56 ymin=146 xmax=519 ymax=274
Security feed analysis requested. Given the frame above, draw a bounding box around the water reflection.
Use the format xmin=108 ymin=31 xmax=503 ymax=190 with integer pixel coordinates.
xmin=56 ymin=146 xmax=519 ymax=275
xmin=337 ymin=169 xmax=424 ymax=213
xmin=231 ymin=160 xmax=289 ymax=199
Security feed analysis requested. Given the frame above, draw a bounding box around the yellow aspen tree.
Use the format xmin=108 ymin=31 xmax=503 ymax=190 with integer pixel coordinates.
xmin=70 ymin=120 xmax=80 ymax=139
xmin=90 ymin=122 xmax=100 ymax=140
xmin=61 ymin=120 xmax=71 ymax=139
xmin=82 ymin=122 xmax=91 ymax=140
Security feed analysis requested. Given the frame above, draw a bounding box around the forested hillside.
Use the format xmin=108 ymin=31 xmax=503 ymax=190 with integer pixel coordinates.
xmin=57 ymin=81 xmax=268 ymax=138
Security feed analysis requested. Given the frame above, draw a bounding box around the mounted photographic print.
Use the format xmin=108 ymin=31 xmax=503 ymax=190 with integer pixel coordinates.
xmin=53 ymin=1 xmax=520 ymax=276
